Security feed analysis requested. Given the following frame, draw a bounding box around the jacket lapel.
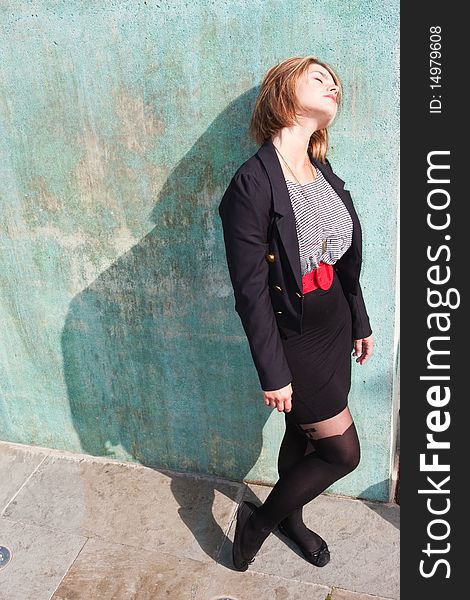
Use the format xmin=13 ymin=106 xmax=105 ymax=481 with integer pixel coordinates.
xmin=256 ymin=137 xmax=357 ymax=292
xmin=312 ymin=157 xmax=359 ymax=235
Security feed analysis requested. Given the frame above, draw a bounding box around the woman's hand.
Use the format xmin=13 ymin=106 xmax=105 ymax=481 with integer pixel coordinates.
xmin=353 ymin=334 xmax=374 ymax=365
xmin=262 ymin=382 xmax=293 ymax=413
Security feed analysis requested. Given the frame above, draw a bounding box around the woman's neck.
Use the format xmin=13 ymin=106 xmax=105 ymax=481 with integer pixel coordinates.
xmin=271 ymin=128 xmax=314 ymax=171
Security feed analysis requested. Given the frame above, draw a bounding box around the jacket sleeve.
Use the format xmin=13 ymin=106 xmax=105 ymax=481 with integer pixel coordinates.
xmin=218 ymin=170 xmax=293 ymax=392
xmin=343 ymin=281 xmax=373 ymax=340
xmin=324 ymin=158 xmax=373 ymax=341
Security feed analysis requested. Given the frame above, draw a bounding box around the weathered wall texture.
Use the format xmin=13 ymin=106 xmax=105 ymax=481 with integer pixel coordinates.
xmin=0 ymin=1 xmax=399 ymax=500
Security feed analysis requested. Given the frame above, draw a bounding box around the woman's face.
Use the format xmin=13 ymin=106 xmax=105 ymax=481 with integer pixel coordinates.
xmin=294 ymin=63 xmax=339 ymax=128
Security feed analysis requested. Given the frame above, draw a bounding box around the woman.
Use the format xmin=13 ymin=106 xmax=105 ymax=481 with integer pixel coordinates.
xmin=218 ymin=56 xmax=374 ymax=571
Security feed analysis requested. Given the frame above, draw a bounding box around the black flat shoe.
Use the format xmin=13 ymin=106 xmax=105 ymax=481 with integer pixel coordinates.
xmin=277 ymin=521 xmax=331 ymax=567
xmin=232 ymin=501 xmax=257 ymax=571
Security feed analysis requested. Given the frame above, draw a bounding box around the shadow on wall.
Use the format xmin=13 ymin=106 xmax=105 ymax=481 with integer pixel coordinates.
xmin=61 ymin=87 xmax=276 ymax=484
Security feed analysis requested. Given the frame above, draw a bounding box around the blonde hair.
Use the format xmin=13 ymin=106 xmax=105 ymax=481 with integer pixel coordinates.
xmin=249 ymin=56 xmax=343 ymax=163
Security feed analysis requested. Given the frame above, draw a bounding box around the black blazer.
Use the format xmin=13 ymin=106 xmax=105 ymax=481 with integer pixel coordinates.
xmin=218 ymin=137 xmax=373 ymax=392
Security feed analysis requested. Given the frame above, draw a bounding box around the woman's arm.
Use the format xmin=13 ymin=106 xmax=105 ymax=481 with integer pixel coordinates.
xmin=218 ymin=170 xmax=293 ymax=391
xmin=324 ymin=158 xmax=373 ymax=341
xmin=343 ymin=282 xmax=373 ymax=340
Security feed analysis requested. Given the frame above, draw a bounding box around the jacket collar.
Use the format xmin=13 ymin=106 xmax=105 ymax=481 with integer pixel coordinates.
xmin=255 ymin=136 xmax=355 ymax=292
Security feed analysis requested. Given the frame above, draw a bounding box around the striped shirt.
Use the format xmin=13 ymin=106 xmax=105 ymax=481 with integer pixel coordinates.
xmin=285 ymin=167 xmax=353 ymax=276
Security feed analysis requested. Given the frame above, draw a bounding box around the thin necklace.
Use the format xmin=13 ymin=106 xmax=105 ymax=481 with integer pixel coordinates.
xmin=273 ymin=144 xmax=327 ymax=256
xmin=273 ymin=145 xmax=316 ymax=184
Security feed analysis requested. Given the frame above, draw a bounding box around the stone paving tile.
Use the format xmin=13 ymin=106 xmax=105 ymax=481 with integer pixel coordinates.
xmin=219 ymin=485 xmax=400 ymax=600
xmin=51 ymin=536 xmax=331 ymax=600
xmin=331 ymin=589 xmax=395 ymax=600
xmin=51 ymin=537 xmax=208 ymax=600
xmin=3 ymin=454 xmax=245 ymax=565
xmin=203 ymin=563 xmax=330 ymax=599
xmin=0 ymin=443 xmax=46 ymax=512
xmin=0 ymin=516 xmax=86 ymax=600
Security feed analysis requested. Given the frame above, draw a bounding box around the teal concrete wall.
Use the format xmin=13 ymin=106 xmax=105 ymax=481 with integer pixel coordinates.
xmin=0 ymin=1 xmax=399 ymax=501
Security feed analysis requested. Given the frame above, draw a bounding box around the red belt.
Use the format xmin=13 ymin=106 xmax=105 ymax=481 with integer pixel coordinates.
xmin=302 ymin=261 xmax=334 ymax=294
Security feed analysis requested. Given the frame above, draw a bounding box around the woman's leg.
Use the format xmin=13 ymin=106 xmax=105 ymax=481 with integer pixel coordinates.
xmin=277 ymin=418 xmax=327 ymax=553
xmin=241 ymin=407 xmax=360 ymax=561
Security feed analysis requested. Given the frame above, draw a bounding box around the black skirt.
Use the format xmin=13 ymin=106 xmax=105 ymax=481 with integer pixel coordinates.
xmin=279 ymin=269 xmax=353 ymax=424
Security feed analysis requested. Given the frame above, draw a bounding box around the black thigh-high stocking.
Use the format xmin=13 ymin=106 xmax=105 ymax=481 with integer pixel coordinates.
xmin=241 ymin=413 xmax=361 ymax=561
xmin=276 ymin=419 xmax=326 ymax=554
